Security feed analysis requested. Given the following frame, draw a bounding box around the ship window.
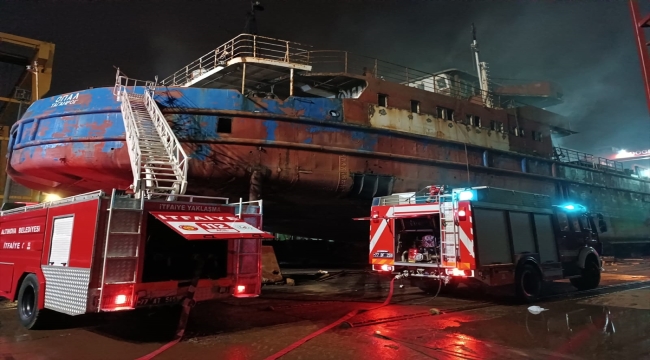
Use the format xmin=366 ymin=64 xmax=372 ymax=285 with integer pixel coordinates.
xmin=532 ymin=131 xmax=543 ymax=141
xmin=437 ymin=106 xmax=454 ymax=121
xmin=410 ymin=100 xmax=420 ymax=113
xmin=378 ymin=93 xmax=388 ymax=107
xmin=466 ymin=115 xmax=480 ymax=126
xmin=435 ymin=77 xmax=448 ymax=90
xmin=217 ymin=118 xmax=232 ymax=133
xmin=490 ymin=120 xmax=497 ymax=131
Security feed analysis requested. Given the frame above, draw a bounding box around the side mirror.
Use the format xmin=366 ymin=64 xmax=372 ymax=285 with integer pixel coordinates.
xmin=597 ymin=213 xmax=607 ymax=233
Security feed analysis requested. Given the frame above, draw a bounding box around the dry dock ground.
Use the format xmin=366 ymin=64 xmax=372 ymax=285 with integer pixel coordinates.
xmin=0 ymin=259 xmax=648 ymax=360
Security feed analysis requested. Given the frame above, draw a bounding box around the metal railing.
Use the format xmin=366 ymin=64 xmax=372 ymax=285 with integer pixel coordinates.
xmin=160 ymin=34 xmax=312 ymax=87
xmin=235 ymin=199 xmax=263 ymax=217
xmin=307 ymin=50 xmax=500 ymax=107
xmin=142 ymin=87 xmax=189 ymax=195
xmin=114 ymin=75 xmax=143 ymax=193
xmin=553 ymin=147 xmax=625 ymax=173
xmin=0 ymin=190 xmax=105 ymax=216
xmin=158 ymin=33 xmax=502 ymax=107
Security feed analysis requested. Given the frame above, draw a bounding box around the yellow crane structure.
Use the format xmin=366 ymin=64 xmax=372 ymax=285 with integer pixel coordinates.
xmin=0 ymin=32 xmax=55 ymax=204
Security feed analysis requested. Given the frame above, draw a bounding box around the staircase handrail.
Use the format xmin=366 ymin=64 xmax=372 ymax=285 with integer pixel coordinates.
xmin=118 ymin=91 xmax=143 ymax=193
xmin=143 ymin=85 xmax=189 ymax=195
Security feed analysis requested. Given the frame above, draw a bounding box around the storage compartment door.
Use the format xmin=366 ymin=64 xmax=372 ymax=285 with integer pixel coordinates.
xmin=534 ymin=214 xmax=559 ymax=263
xmin=474 ymin=208 xmax=512 ymax=265
xmin=149 ymin=212 xmax=274 ymax=240
xmin=48 ymin=216 xmax=74 ymax=266
xmin=509 ymin=212 xmax=536 ymax=255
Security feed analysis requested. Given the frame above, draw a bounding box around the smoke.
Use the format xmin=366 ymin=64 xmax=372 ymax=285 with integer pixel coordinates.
xmin=1 ymin=0 xmax=648 ymax=156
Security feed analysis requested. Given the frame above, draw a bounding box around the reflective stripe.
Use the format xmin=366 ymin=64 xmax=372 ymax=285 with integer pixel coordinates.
xmin=459 ymin=226 xmax=475 ymax=258
xmin=369 ymin=207 xmax=394 ymax=253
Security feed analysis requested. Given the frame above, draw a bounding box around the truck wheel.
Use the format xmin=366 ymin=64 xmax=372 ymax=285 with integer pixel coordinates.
xmin=570 ymin=258 xmax=601 ymax=291
xmin=17 ymin=274 xmax=47 ymax=329
xmin=516 ymin=264 xmax=543 ymax=303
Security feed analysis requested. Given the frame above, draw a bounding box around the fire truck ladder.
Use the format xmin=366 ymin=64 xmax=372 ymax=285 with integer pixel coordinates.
xmin=98 ymin=189 xmax=145 ymax=310
xmin=113 ymin=70 xmax=189 ymax=199
xmin=439 ymin=200 xmax=459 ymax=267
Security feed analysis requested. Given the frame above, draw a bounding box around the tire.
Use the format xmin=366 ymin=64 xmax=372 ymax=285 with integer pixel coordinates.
xmin=570 ymin=258 xmax=601 ymax=291
xmin=516 ymin=264 xmax=543 ymax=303
xmin=17 ymin=274 xmax=47 ymax=329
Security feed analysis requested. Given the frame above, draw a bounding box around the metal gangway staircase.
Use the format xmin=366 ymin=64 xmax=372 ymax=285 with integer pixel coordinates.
xmin=113 ymin=70 xmax=188 ymax=198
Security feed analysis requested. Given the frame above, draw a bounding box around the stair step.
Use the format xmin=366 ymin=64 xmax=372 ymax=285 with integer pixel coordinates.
xmin=143 ymin=179 xmax=179 ymax=183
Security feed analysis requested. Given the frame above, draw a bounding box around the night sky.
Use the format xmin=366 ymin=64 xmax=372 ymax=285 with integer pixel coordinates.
xmin=2 ymin=0 xmax=649 ymax=159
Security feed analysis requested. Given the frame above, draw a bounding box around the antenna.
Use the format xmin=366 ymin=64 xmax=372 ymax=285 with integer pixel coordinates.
xmin=244 ymin=1 xmax=265 ymax=35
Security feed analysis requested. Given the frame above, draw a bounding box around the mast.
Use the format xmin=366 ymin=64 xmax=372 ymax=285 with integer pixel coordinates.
xmin=471 ymin=24 xmax=493 ymax=108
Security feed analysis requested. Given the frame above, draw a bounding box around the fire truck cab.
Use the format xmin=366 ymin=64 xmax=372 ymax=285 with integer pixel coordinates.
xmin=0 ymin=189 xmax=273 ymax=329
xmin=360 ymin=186 xmax=608 ymax=302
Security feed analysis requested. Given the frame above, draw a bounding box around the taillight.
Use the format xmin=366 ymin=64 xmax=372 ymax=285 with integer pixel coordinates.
xmin=380 ymin=264 xmax=393 ymax=272
xmin=457 ymin=208 xmax=467 ymax=221
xmin=233 ymin=283 xmax=258 ymax=298
xmin=447 ymin=268 xmax=474 ymax=277
xmin=101 ymin=284 xmax=134 ymax=310
xmin=115 ymin=294 xmax=128 ymax=305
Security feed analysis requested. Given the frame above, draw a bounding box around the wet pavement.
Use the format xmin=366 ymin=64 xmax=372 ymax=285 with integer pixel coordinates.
xmin=0 ymin=260 xmax=648 ymax=359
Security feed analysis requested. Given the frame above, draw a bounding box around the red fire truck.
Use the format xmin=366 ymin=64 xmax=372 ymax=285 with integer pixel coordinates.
xmin=358 ymin=186 xmax=608 ymax=302
xmin=0 ymin=189 xmax=273 ymax=329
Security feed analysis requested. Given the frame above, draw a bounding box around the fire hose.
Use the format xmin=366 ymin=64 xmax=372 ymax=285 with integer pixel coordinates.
xmin=135 ymin=255 xmax=206 ymax=360
xmin=262 ymin=275 xmax=402 ymax=360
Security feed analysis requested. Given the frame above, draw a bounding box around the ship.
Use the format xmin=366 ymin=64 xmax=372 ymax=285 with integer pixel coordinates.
xmin=6 ymin=33 xmax=650 ymax=257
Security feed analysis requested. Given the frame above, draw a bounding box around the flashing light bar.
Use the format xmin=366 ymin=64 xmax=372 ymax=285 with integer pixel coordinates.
xmin=559 ymin=203 xmax=587 ymax=212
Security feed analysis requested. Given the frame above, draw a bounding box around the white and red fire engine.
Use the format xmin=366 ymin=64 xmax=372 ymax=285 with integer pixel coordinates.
xmin=358 ymin=186 xmax=608 ymax=301
xmin=0 ymin=189 xmax=273 ymax=329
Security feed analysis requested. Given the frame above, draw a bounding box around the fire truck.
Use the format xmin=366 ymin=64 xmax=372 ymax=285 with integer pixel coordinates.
xmin=0 ymin=189 xmax=273 ymax=329
xmin=358 ymin=186 xmax=608 ymax=302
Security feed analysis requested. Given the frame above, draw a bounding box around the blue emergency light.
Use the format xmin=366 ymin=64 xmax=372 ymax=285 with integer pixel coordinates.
xmin=559 ymin=203 xmax=587 ymax=212
xmin=458 ymin=190 xmax=474 ymax=201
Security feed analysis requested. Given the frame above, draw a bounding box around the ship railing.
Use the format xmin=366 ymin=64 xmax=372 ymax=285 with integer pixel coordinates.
xmin=142 ymin=85 xmax=189 ymax=195
xmin=113 ymin=69 xmax=150 ymax=100
xmin=306 ymin=50 xmax=502 ymax=108
xmin=160 ymin=34 xmax=312 ymax=87
xmin=553 ymin=147 xmax=625 ymax=173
